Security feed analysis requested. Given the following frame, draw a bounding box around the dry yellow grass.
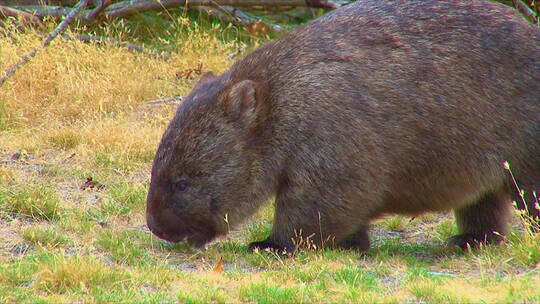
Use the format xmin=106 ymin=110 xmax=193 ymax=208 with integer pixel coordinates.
xmin=0 ymin=21 xmax=235 ymax=146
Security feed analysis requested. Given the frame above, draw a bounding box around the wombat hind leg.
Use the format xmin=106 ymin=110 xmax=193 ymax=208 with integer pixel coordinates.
xmin=339 ymin=225 xmax=371 ymax=252
xmin=449 ymin=189 xmax=512 ymax=249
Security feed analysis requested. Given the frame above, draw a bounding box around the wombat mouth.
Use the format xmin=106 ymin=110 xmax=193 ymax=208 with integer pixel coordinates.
xmin=151 ymin=229 xmax=215 ymax=249
xmin=147 ymin=212 xmax=220 ymax=248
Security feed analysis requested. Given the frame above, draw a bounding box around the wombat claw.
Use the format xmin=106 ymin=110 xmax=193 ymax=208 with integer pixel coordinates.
xmin=447 ymin=233 xmax=503 ymax=250
xmin=248 ymin=240 xmax=294 ymax=254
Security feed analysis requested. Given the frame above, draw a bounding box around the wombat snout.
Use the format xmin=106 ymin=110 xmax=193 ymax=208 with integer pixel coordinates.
xmin=146 ymin=213 xmax=173 ymax=242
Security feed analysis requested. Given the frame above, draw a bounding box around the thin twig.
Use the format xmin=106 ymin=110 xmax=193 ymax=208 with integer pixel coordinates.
xmin=146 ymin=95 xmax=184 ymax=105
xmin=504 ymin=161 xmax=529 ymax=212
xmin=513 ymin=0 xmax=539 ymax=20
xmin=0 ymin=0 xmax=91 ymax=87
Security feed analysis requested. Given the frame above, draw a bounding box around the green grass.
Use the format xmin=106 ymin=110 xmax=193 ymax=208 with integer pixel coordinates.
xmin=333 ymin=266 xmax=379 ymax=290
xmin=381 ymin=215 xmax=409 ymax=231
xmin=95 ymin=230 xmax=154 ymax=266
xmin=434 ymin=218 xmax=459 ymax=242
xmin=35 ymin=255 xmax=132 ymax=294
xmin=178 ymin=285 xmax=227 ymax=304
xmin=239 ymin=282 xmax=304 ymax=304
xmin=22 ymin=226 xmax=72 ymax=248
xmin=408 ymin=279 xmax=472 ymax=303
xmin=108 ymin=182 xmax=147 ymax=214
xmin=0 ymin=185 xmax=62 ymax=221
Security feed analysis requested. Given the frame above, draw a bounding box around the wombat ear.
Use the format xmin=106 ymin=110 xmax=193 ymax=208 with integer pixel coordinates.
xmin=227 ymin=79 xmax=260 ymax=125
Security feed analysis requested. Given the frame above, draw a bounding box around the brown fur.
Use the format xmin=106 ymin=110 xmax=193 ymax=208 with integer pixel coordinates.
xmin=146 ymin=0 xmax=540 ymax=252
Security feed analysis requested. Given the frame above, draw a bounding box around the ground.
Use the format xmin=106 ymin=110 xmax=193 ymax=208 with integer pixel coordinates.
xmin=0 ymin=19 xmax=539 ymax=303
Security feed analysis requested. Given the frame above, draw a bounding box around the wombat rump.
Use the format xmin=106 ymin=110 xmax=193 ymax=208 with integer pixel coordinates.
xmin=146 ymin=0 xmax=540 ymax=252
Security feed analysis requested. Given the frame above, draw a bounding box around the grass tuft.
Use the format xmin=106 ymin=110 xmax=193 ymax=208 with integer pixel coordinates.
xmin=36 ymin=255 xmax=132 ymax=294
xmin=239 ymin=282 xmax=301 ymax=304
xmin=178 ymin=285 xmax=227 ymax=304
xmin=333 ymin=266 xmax=379 ymax=291
xmin=95 ymin=230 xmax=153 ymax=266
xmin=48 ymin=128 xmax=82 ymax=150
xmin=382 ymin=215 xmax=409 ymax=231
xmin=0 ymin=185 xmax=62 ymax=221
xmin=408 ymin=279 xmax=471 ymax=303
xmin=108 ymin=182 xmax=147 ymax=214
xmin=22 ymin=226 xmax=71 ymax=248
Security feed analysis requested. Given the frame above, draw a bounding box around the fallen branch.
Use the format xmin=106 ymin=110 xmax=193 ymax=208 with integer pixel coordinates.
xmin=6 ymin=0 xmax=347 ymax=27
xmin=106 ymin=0 xmax=348 ymax=18
xmin=0 ymin=5 xmax=41 ymax=25
xmin=0 ymin=0 xmax=91 ymax=87
xmin=62 ymin=34 xmax=170 ymax=59
xmin=226 ymin=6 xmax=283 ymax=32
xmin=193 ymin=5 xmax=282 ymax=32
xmin=11 ymin=5 xmax=79 ymax=21
xmin=84 ymin=0 xmax=112 ymax=23
xmin=0 ymin=0 xmax=77 ymax=5
xmin=513 ymin=0 xmax=539 ymax=22
xmin=10 ymin=2 xmax=284 ymax=33
xmin=146 ymin=95 xmax=184 ymax=105
xmin=12 ymin=0 xmax=111 ymax=24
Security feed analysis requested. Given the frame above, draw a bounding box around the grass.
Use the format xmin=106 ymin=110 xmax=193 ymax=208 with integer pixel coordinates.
xmin=47 ymin=129 xmax=83 ymax=150
xmin=0 ymin=184 xmax=63 ymax=221
xmin=95 ymin=230 xmax=154 ymax=266
xmin=22 ymin=226 xmax=72 ymax=248
xmin=0 ymin=10 xmax=539 ymax=303
xmin=381 ymin=215 xmax=410 ymax=232
xmin=239 ymin=282 xmax=305 ymax=303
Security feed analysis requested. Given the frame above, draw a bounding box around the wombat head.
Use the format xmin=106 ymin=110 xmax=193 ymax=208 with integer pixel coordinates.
xmin=146 ymin=72 xmax=270 ymax=247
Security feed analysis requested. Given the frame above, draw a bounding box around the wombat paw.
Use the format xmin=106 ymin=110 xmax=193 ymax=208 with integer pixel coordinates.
xmin=248 ymin=239 xmax=294 ymax=254
xmin=339 ymin=239 xmax=370 ymax=252
xmin=447 ymin=233 xmax=502 ymax=250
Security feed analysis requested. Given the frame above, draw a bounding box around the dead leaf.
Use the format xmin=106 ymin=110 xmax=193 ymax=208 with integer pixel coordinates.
xmin=213 ymin=256 xmax=224 ymax=274
xmin=247 ymin=20 xmax=271 ymax=37
xmin=81 ymin=177 xmax=105 ymax=191
xmin=176 ymin=62 xmax=203 ymax=80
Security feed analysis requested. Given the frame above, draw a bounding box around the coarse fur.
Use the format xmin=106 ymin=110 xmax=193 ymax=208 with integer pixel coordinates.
xmin=146 ymin=0 xmax=540 ymax=252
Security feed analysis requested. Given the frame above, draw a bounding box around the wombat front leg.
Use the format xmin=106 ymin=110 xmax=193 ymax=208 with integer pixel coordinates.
xmin=248 ymin=189 xmax=357 ymax=253
xmin=448 ymin=189 xmax=512 ymax=249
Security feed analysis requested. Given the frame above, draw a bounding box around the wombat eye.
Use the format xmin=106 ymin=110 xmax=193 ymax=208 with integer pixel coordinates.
xmin=177 ymin=182 xmax=189 ymax=192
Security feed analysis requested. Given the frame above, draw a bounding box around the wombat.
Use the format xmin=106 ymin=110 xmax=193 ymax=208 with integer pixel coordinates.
xmin=146 ymin=0 xmax=540 ymax=252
